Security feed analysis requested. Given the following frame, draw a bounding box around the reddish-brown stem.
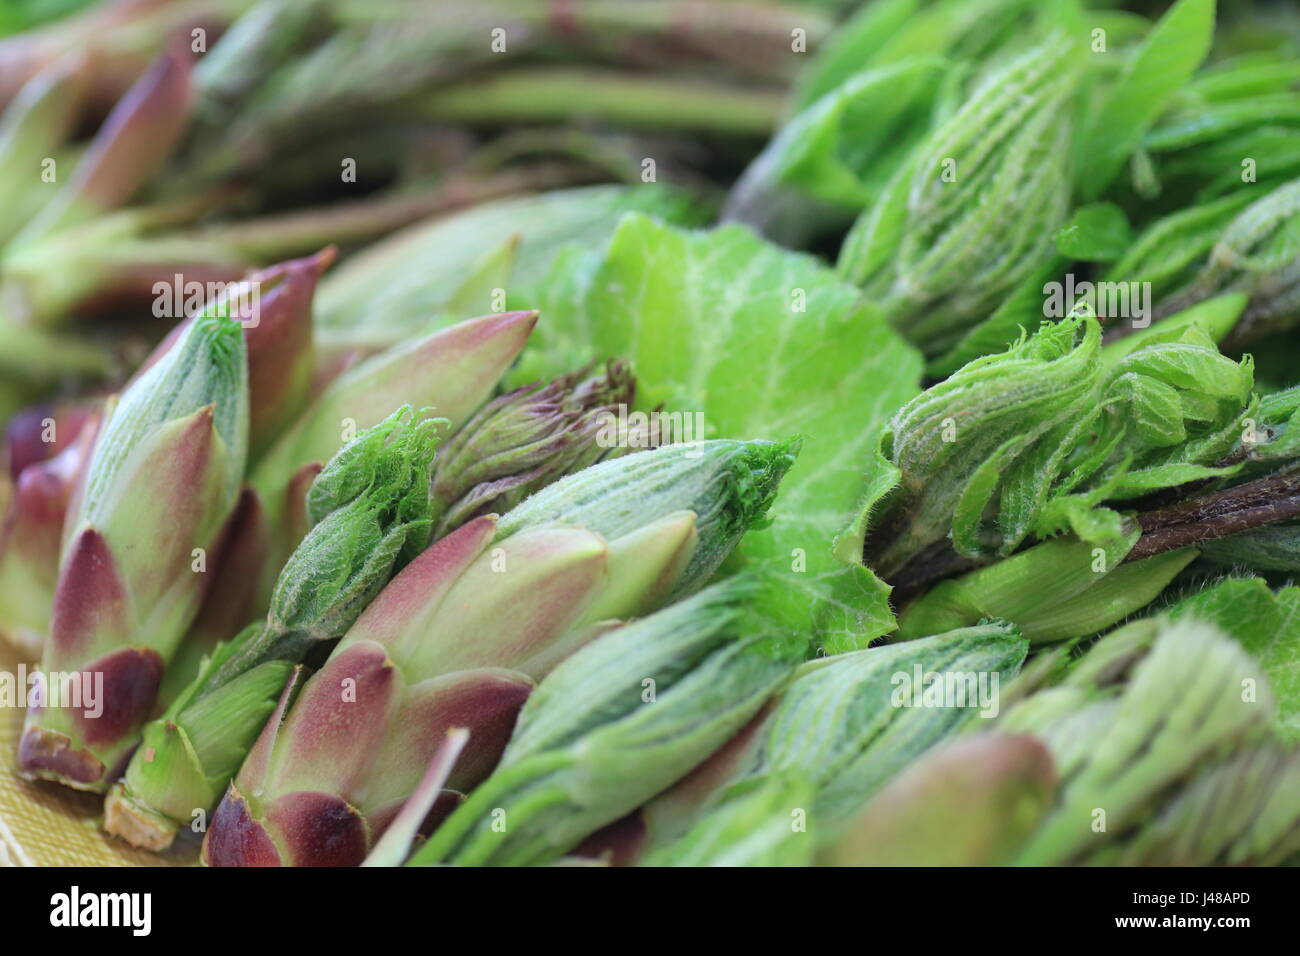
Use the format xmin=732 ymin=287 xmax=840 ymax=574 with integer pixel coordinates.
xmin=1126 ymin=471 xmax=1300 ymax=561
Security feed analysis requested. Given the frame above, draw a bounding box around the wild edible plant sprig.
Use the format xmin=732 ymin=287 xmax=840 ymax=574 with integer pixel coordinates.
xmin=867 ymin=314 xmax=1255 ymax=582
xmin=837 ymin=35 xmax=1083 ymax=356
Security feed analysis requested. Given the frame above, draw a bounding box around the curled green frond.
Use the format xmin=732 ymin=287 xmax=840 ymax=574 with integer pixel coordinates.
xmin=869 ymin=313 xmax=1256 ymax=582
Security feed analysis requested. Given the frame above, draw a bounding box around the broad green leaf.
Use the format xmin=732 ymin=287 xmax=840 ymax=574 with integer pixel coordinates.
xmin=519 ymin=214 xmax=925 ymax=653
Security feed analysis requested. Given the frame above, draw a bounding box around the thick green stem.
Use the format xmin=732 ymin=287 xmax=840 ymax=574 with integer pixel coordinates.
xmin=418 ymin=70 xmax=783 ymax=135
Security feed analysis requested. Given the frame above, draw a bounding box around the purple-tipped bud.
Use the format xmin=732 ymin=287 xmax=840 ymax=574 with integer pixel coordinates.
xmin=19 ymin=306 xmax=248 ymax=791
xmin=134 ymin=248 xmax=333 ymax=459
xmin=205 ymin=503 xmax=701 ymax=866
xmin=261 ymin=642 xmax=401 ymax=799
xmin=156 ymin=488 xmax=266 ymax=708
xmin=0 ymin=414 xmax=98 ymax=658
xmin=430 ymin=361 xmax=636 ymax=535
xmin=16 ymin=42 xmax=193 ymax=245
xmin=245 ymin=249 xmax=332 ymax=458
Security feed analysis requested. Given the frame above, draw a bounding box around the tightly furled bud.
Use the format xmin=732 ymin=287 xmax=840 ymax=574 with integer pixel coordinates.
xmin=104 ymin=635 xmax=299 ymax=851
xmin=1083 ymin=744 xmax=1300 ymax=866
xmin=639 ymin=622 xmax=1027 ymax=856
xmin=241 ymin=249 xmax=332 ymax=459
xmin=19 ymin=303 xmax=248 ymax=792
xmin=498 ymin=437 xmax=800 ymax=601
xmin=869 ymin=315 xmax=1101 ymax=579
xmin=1 ymin=249 xmax=332 ymax=668
xmin=998 ymin=617 xmax=1276 ymax=865
xmin=408 ymin=576 xmax=803 ymax=867
xmin=643 ymin=772 xmax=817 ymax=867
xmin=105 ymin=406 xmax=444 ymax=849
xmin=135 ymin=248 xmax=334 ymax=462
xmin=819 ymin=734 xmax=1057 ymax=866
xmin=263 ymin=406 xmax=441 ymax=654
xmin=430 ymin=361 xmax=637 ymax=536
xmin=868 ymin=312 xmax=1254 ymax=586
xmin=837 ymin=36 xmax=1080 ymax=356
